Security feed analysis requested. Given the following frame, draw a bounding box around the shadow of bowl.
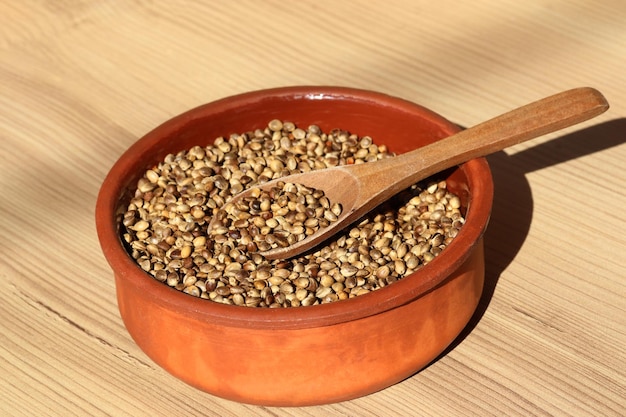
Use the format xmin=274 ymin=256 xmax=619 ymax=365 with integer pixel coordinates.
xmin=419 ymin=118 xmax=626 ymax=365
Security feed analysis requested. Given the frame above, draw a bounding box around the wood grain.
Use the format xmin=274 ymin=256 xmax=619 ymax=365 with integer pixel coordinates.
xmin=1 ymin=1 xmax=624 ymax=416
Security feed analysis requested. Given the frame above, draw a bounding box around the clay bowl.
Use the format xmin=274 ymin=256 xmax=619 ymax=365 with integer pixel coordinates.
xmin=96 ymin=86 xmax=493 ymax=406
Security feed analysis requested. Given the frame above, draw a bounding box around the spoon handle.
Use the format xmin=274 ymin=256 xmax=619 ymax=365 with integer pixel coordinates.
xmin=349 ymin=87 xmax=609 ymax=202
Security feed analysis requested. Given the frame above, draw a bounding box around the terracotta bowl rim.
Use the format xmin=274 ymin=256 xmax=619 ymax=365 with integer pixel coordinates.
xmin=95 ymin=86 xmax=493 ymax=330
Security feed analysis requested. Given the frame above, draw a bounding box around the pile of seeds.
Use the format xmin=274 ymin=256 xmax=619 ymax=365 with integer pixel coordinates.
xmin=211 ymin=181 xmax=342 ymax=252
xmin=122 ymin=119 xmax=465 ymax=307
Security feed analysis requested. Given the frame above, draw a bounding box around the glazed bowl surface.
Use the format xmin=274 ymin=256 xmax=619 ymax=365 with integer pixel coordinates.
xmin=96 ymin=86 xmax=493 ymax=406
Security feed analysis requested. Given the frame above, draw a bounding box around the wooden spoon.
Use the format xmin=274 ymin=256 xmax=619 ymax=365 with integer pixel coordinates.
xmin=209 ymin=87 xmax=608 ymax=259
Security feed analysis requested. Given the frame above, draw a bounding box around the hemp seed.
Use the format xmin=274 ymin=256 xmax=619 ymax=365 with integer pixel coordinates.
xmin=122 ymin=120 xmax=466 ymax=308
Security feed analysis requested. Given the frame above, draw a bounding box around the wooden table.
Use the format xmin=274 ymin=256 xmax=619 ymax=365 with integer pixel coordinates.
xmin=1 ymin=1 xmax=624 ymax=415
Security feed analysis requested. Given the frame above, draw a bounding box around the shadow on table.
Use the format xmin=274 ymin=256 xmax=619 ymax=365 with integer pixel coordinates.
xmin=423 ymin=118 xmax=626 ymax=366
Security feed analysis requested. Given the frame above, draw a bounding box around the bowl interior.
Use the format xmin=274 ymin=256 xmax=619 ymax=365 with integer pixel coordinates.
xmin=96 ymin=86 xmax=493 ymax=329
